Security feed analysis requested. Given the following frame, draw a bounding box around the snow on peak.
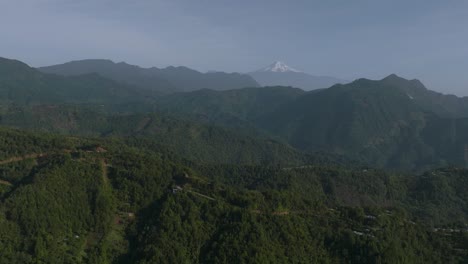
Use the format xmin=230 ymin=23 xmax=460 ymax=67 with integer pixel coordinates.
xmin=259 ymin=61 xmax=301 ymax=73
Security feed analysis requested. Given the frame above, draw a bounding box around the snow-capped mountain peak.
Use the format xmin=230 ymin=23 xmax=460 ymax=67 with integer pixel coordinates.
xmin=259 ymin=61 xmax=301 ymax=73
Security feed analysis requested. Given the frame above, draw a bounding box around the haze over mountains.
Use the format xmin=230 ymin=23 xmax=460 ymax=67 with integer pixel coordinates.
xmin=249 ymin=61 xmax=348 ymax=90
xmin=151 ymin=74 xmax=468 ymax=171
xmin=39 ymin=59 xmax=259 ymax=93
xmin=0 ymin=57 xmax=157 ymax=105
xmin=2 ymin=56 xmax=468 ymax=171
xmin=39 ymin=59 xmax=350 ymax=92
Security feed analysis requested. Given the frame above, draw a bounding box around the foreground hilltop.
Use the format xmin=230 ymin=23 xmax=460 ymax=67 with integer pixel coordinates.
xmin=0 ymin=127 xmax=466 ymax=263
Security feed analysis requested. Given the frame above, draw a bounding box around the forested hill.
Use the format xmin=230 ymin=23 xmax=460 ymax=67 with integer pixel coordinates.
xmin=256 ymin=75 xmax=468 ymax=170
xmin=0 ymin=127 xmax=466 ymax=263
xmin=381 ymin=74 xmax=468 ymax=118
xmin=0 ymin=57 xmax=157 ymax=105
xmin=0 ymin=105 xmax=307 ymax=166
xmin=153 ymin=75 xmax=468 ymax=171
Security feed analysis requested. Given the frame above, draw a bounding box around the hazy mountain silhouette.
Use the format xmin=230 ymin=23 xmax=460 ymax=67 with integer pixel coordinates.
xmin=40 ymin=59 xmax=259 ymax=93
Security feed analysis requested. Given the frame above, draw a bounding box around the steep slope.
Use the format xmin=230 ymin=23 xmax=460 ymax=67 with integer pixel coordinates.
xmin=39 ymin=59 xmax=260 ymax=92
xmin=420 ymin=115 xmax=468 ymax=166
xmin=138 ymin=74 xmax=468 ymax=170
xmin=382 ymin=74 xmax=468 ymax=118
xmin=257 ymin=75 xmax=466 ymax=170
xmin=260 ymin=78 xmax=417 ymax=153
xmin=0 ymin=57 xmax=156 ymax=106
xmin=250 ymin=61 xmax=347 ymax=91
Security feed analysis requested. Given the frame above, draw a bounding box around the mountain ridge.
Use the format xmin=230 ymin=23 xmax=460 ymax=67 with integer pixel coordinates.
xmin=0 ymin=57 xmax=157 ymax=106
xmin=5 ymin=56 xmax=468 ymax=170
xmin=39 ymin=59 xmax=260 ymax=93
xmin=150 ymin=73 xmax=468 ymax=170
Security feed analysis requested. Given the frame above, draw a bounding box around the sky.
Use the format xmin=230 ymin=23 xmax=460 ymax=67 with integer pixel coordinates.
xmin=1 ymin=0 xmax=468 ymax=96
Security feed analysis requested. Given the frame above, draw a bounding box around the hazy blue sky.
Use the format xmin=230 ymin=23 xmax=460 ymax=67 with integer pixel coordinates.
xmin=1 ymin=0 xmax=468 ymax=95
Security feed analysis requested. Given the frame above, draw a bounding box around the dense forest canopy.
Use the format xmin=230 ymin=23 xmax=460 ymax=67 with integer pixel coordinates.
xmin=0 ymin=127 xmax=466 ymax=263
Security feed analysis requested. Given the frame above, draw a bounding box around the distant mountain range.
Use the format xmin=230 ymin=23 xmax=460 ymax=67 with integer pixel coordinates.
xmin=39 ymin=59 xmax=259 ymax=93
xmin=38 ymin=59 xmax=351 ymax=92
xmin=249 ymin=61 xmax=348 ymax=90
xmin=3 ymin=56 xmax=468 ymax=170
xmin=38 ymin=59 xmax=350 ymax=93
xmin=152 ymin=74 xmax=468 ymax=171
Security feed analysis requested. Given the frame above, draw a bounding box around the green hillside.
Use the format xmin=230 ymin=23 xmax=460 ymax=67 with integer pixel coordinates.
xmin=152 ymin=74 xmax=468 ymax=171
xmin=384 ymin=74 xmax=468 ymax=118
xmin=258 ymin=77 xmax=429 ymax=168
xmin=0 ymin=57 xmax=157 ymax=106
xmin=257 ymin=76 xmax=468 ymax=170
xmin=0 ymin=105 xmax=307 ymax=166
xmin=0 ymin=127 xmax=466 ymax=263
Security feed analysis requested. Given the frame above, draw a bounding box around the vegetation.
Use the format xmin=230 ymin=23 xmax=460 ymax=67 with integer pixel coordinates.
xmin=1 ymin=57 xmax=468 ymax=262
xmin=0 ymin=127 xmax=466 ymax=263
xmin=151 ymin=75 xmax=468 ymax=171
xmin=4 ymin=57 xmax=468 ymax=171
xmin=0 ymin=57 xmax=157 ymax=106
xmin=0 ymin=105 xmax=307 ymax=166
